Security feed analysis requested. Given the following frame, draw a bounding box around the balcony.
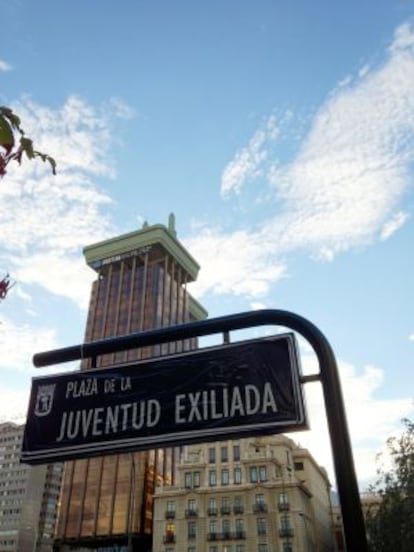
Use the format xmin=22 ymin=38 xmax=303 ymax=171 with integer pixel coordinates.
xmin=279 ymin=528 xmax=294 ymax=538
xmin=253 ymin=503 xmax=268 ymax=513
xmin=165 ymin=510 xmax=175 ymax=519
xmin=163 ymin=534 xmax=176 ymax=544
xmin=278 ymin=502 xmax=290 ymax=511
xmin=206 ymin=531 xmax=246 ymax=541
xmin=207 ymin=507 xmax=218 ymax=516
xmin=185 ymin=508 xmax=198 ymax=517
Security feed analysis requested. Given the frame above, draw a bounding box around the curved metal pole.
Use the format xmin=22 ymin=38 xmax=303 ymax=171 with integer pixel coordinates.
xmin=33 ymin=309 xmax=367 ymax=551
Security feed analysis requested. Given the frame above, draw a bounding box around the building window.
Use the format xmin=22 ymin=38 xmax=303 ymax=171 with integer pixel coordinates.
xmin=258 ymin=545 xmax=268 ymax=552
xmin=209 ymin=519 xmax=217 ymax=539
xmin=208 ymin=497 xmax=217 ymax=515
xmin=221 ymin=496 xmax=231 ymax=515
xmin=223 ymin=544 xmax=233 ymax=552
xmin=259 ymin=465 xmax=267 ymax=482
xmin=222 ymin=518 xmax=231 ymax=538
xmin=234 ymin=467 xmax=242 ymax=484
xmin=222 ymin=468 xmax=230 ymax=485
xmin=209 ymin=447 xmax=216 ymax=463
xmin=164 ymin=522 xmax=175 ymax=543
xmin=234 ymin=495 xmax=244 ymax=514
xmin=209 ymin=470 xmax=217 ymax=486
xmin=209 ymin=547 xmax=218 ymax=552
xmin=283 ymin=544 xmax=293 ymax=552
xmin=250 ymin=466 xmax=258 ymax=483
xmin=257 ymin=517 xmax=267 ymax=536
xmin=221 ymin=446 xmax=228 ymax=462
xmin=236 ymin=546 xmax=245 ymax=552
xmin=253 ymin=494 xmax=267 ymax=513
xmin=256 ymin=493 xmax=265 ymax=504
xmin=188 ymin=520 xmax=197 ymax=539
xmin=193 ymin=471 xmax=200 ymax=487
xmin=278 ymin=492 xmax=289 ymax=511
xmin=235 ymin=518 xmax=245 ymax=538
xmin=294 ymin=461 xmax=304 ymax=471
xmin=188 ymin=548 xmax=196 ymax=552
xmin=281 ymin=514 xmax=291 ymax=529
xmin=233 ymin=444 xmax=240 ymax=462
xmin=185 ymin=471 xmax=200 ymax=488
xmin=185 ymin=472 xmax=192 ymax=488
xmin=166 ymin=500 xmax=176 ymax=518
xmin=279 ymin=514 xmax=293 ymax=538
xmin=186 ymin=498 xmax=197 ymax=516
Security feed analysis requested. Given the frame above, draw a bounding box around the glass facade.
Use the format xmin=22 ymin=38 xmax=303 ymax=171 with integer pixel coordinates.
xmin=55 ymin=223 xmax=205 ymax=550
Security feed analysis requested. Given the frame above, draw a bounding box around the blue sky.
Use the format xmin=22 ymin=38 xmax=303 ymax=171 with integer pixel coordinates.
xmin=1 ymin=0 xmax=413 ymax=489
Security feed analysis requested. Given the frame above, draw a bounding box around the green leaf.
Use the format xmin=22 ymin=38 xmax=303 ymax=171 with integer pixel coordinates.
xmin=46 ymin=156 xmax=57 ymax=175
xmin=20 ymin=137 xmax=35 ymax=159
xmin=0 ymin=114 xmax=15 ymax=153
xmin=0 ymin=107 xmax=21 ymax=131
xmin=32 ymin=151 xmax=57 ymax=174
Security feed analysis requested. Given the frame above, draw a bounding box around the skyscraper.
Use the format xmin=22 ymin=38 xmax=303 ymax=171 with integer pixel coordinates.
xmin=54 ymin=216 xmax=207 ymax=552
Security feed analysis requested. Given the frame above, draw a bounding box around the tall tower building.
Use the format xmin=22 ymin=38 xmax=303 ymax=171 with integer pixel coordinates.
xmin=54 ymin=216 xmax=207 ymax=552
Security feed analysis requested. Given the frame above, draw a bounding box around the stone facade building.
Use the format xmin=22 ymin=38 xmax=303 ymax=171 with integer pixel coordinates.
xmin=153 ymin=435 xmax=335 ymax=552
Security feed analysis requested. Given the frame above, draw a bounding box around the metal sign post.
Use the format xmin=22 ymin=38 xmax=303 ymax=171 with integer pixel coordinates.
xmin=29 ymin=309 xmax=368 ymax=552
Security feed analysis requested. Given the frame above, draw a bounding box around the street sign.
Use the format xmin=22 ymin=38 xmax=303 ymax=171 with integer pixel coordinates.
xmin=22 ymin=333 xmax=307 ymax=464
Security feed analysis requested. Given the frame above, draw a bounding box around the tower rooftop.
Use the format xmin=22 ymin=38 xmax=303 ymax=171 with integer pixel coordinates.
xmin=83 ymin=216 xmax=200 ymax=282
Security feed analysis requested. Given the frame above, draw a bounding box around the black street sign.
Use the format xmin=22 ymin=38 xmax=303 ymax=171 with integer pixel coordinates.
xmin=22 ymin=333 xmax=307 ymax=464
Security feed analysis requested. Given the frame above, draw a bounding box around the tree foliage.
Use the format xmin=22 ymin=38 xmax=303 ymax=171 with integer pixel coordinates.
xmin=0 ymin=106 xmax=56 ymax=177
xmin=366 ymin=418 xmax=414 ymax=551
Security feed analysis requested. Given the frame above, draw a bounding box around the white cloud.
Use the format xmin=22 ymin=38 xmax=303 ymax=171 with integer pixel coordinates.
xmin=193 ymin=22 xmax=414 ymax=299
xmin=380 ymin=211 xmax=409 ymax=240
xmin=108 ymin=97 xmax=137 ymax=120
xmin=389 ymin=22 xmax=414 ymax=53
xmin=264 ymin=24 xmax=414 ymax=258
xmin=296 ymin=356 xmax=414 ymax=488
xmin=185 ymin=227 xmax=287 ymax=298
xmin=250 ymin=301 xmax=267 ymax=310
xmin=409 ymin=334 xmax=414 ymax=341
xmin=13 ymin=253 xmax=94 ymax=309
xmin=220 ymin=113 xmax=282 ymax=196
xmin=0 ymin=384 xmax=30 ymax=424
xmin=13 ymin=284 xmax=32 ymax=303
xmin=358 ymin=64 xmax=370 ymax=78
xmin=0 ymin=95 xmax=130 ymax=308
xmin=12 ymin=95 xmax=115 ymax=176
xmin=0 ymin=317 xmax=57 ymax=373
xmin=0 ymin=59 xmax=12 ymax=72
xmin=337 ymin=74 xmax=353 ymax=88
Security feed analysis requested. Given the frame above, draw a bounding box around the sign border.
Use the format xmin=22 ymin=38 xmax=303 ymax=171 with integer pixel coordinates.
xmin=22 ymin=333 xmax=307 ymax=464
